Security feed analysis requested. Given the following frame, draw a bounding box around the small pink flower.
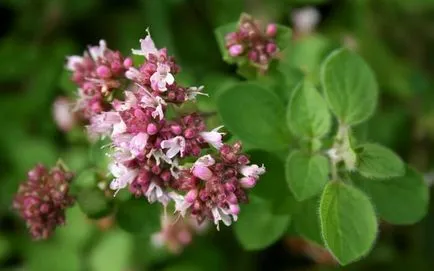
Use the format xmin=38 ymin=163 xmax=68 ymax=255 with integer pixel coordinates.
xmin=161 ymin=136 xmax=186 ymax=159
xmin=109 ymin=163 xmax=138 ymax=193
xmin=146 ymin=182 xmax=170 ymax=205
xmin=211 ymin=207 xmax=236 ymax=230
xmin=192 ymin=165 xmax=213 ymax=181
xmin=194 ymin=154 xmax=215 ymax=167
xmin=88 ymin=40 xmax=107 ymax=60
xmin=88 ymin=112 xmax=125 ymax=137
xmin=185 ymin=86 xmax=207 ymax=101
xmin=169 ymin=192 xmax=195 ymax=216
xmin=130 ymin=132 xmax=149 ymax=157
xmin=53 ymin=97 xmax=76 ymax=132
xmin=150 ymin=63 xmax=175 ymax=92
xmin=66 ymin=56 xmax=83 ymax=71
xmin=96 ymin=65 xmax=111 ymax=78
xmin=125 ymin=67 xmax=142 ymax=81
xmin=123 ymin=57 xmax=133 ymax=69
xmin=240 ymin=164 xmax=266 ymax=178
xmin=200 ymin=126 xmax=225 ymax=149
xmin=229 ymin=44 xmax=244 ymax=56
xmin=131 ymin=28 xmax=159 ymax=59
xmin=266 ymin=23 xmax=277 ymax=37
xmin=136 ymin=84 xmax=166 ymax=120
xmin=239 ymin=177 xmax=256 ymax=188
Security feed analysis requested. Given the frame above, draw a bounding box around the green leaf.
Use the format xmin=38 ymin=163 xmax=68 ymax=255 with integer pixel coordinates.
xmin=356 ymin=143 xmax=405 ymax=179
xmin=214 ymin=22 xmax=238 ymax=63
xmin=90 ymin=230 xmax=133 ymax=271
xmin=275 ymin=25 xmax=292 ymax=51
xmin=234 ymin=197 xmax=291 ymax=250
xmin=77 ymin=188 xmax=113 ymax=219
xmin=353 ymin=167 xmax=429 ymax=225
xmin=293 ymin=197 xmax=324 ymax=245
xmin=116 ymin=198 xmax=160 ymax=236
xmin=217 ymin=82 xmax=290 ymax=150
xmin=320 ymin=48 xmax=378 ymax=125
xmin=73 ymin=168 xmax=98 ymax=190
xmin=27 ymin=243 xmax=80 ymax=271
xmin=320 ymin=181 xmax=378 ymax=265
xmin=285 ymin=150 xmax=329 ymax=201
xmin=286 ymin=80 xmax=331 ymax=138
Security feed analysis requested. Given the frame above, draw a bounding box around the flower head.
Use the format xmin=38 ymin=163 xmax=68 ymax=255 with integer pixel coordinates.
xmin=13 ymin=164 xmax=75 ymax=240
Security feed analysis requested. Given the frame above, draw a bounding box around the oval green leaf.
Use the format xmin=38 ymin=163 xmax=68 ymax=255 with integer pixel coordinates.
xmin=77 ymin=188 xmax=113 ymax=219
xmin=234 ymin=197 xmax=291 ymax=250
xmin=320 ymin=49 xmax=378 ymax=125
xmin=320 ymin=181 xmax=378 ymax=265
xmin=285 ymin=150 xmax=329 ymax=201
xmin=356 ymin=143 xmax=405 ymax=179
xmin=353 ymin=167 xmax=429 ymax=225
xmin=217 ymin=82 xmax=291 ymax=150
xmin=293 ymin=197 xmax=324 ymax=245
xmin=287 ymin=80 xmax=331 ymax=138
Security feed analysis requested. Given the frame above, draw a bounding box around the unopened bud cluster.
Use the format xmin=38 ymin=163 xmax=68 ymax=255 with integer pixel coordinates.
xmin=13 ymin=164 xmax=75 ymax=240
xmin=225 ymin=14 xmax=279 ymax=72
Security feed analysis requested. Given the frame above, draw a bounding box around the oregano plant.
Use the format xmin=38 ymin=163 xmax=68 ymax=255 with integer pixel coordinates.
xmin=8 ymin=10 xmax=430 ymax=269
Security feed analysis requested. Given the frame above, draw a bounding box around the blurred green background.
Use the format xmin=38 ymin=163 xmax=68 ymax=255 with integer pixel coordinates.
xmin=1 ymin=0 xmax=434 ymax=270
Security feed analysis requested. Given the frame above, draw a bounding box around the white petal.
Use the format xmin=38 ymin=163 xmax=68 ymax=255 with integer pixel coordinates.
xmin=165 ymin=73 xmax=175 ymax=85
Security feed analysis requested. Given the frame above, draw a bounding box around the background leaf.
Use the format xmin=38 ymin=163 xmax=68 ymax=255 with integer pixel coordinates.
xmin=353 ymin=167 xmax=429 ymax=224
xmin=234 ymin=196 xmax=291 ymax=250
xmin=217 ymin=82 xmax=291 ymax=150
xmin=285 ymin=150 xmax=329 ymax=201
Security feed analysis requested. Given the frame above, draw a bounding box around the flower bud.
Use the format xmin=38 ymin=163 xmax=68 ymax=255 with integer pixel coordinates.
xmin=229 ymin=44 xmax=244 ymax=57
xmin=266 ymin=23 xmax=277 ymax=37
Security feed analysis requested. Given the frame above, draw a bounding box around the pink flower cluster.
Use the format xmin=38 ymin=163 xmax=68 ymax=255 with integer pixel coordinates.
xmin=66 ymin=40 xmax=132 ymax=118
xmin=13 ymin=164 xmax=75 ymax=240
xmin=225 ymin=14 xmax=279 ymax=72
xmin=82 ymin=29 xmax=265 ymax=229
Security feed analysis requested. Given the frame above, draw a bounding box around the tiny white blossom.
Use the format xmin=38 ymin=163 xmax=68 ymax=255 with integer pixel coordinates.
xmin=211 ymin=207 xmax=237 ymax=230
xmin=200 ymin=126 xmax=225 ymax=149
xmin=146 ymin=182 xmax=170 ymax=206
xmin=240 ymin=164 xmax=266 ymax=178
xmin=185 ymin=86 xmax=208 ymax=101
xmin=150 ymin=63 xmax=175 ymax=92
xmin=109 ymin=163 xmax=138 ymax=194
xmin=66 ymin=56 xmax=83 ymax=71
xmin=88 ymin=40 xmax=107 ymax=60
xmin=131 ymin=28 xmax=159 ymax=59
xmin=161 ymin=136 xmax=186 ymax=159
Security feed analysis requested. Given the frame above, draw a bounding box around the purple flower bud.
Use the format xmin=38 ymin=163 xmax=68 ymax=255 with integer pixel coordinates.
xmin=248 ymin=50 xmax=258 ymax=62
xmin=184 ymin=128 xmax=196 ymax=139
xmin=266 ymin=43 xmax=277 ymax=54
xmin=123 ymin=57 xmax=133 ymax=69
xmin=266 ymin=23 xmax=277 ymax=37
xmin=192 ymin=165 xmax=213 ymax=181
xmin=161 ymin=171 xmax=172 ymax=182
xmin=171 ymin=124 xmax=182 ymax=135
xmin=147 ymin=123 xmax=158 ymax=135
xmin=239 ymin=176 xmax=256 ymax=188
xmin=229 ymin=204 xmax=240 ymax=215
xmin=229 ymin=44 xmax=244 ymax=57
xmin=185 ymin=189 xmax=198 ymax=203
xmin=96 ymin=65 xmax=112 ymax=78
